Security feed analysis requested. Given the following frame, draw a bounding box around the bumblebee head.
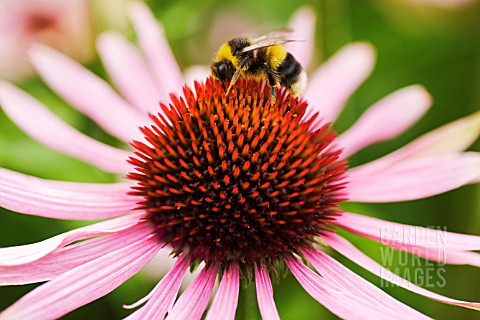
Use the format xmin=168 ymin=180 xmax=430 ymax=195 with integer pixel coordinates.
xmin=211 ymin=60 xmax=236 ymax=82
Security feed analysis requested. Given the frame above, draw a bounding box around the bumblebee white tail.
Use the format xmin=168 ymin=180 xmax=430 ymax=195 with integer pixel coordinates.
xmin=290 ymin=70 xmax=307 ymax=96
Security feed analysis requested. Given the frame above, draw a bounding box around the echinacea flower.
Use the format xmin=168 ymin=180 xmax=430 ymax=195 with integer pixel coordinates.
xmin=0 ymin=0 xmax=93 ymax=81
xmin=1 ymin=2 xmax=480 ymax=319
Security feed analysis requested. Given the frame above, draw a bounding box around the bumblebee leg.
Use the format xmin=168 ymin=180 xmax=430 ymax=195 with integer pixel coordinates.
xmin=263 ymin=63 xmax=277 ymax=104
xmin=270 ymin=87 xmax=276 ymax=104
xmin=226 ymin=57 xmax=249 ymax=95
xmin=226 ymin=69 xmax=241 ymax=95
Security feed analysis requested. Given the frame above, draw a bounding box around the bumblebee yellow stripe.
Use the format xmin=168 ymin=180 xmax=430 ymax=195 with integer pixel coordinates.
xmin=216 ymin=43 xmax=241 ymax=68
xmin=267 ymin=45 xmax=287 ymax=69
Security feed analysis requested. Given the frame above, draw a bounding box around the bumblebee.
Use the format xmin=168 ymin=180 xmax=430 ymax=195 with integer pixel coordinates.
xmin=211 ymin=30 xmax=307 ymax=104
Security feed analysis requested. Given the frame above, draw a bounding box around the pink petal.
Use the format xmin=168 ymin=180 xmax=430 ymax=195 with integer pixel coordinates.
xmin=286 ymin=257 xmax=386 ymax=319
xmin=125 ymin=255 xmax=189 ymax=320
xmin=334 ymin=212 xmax=480 ymax=251
xmin=166 ymin=264 xmax=218 ymax=320
xmin=303 ymin=249 xmax=431 ymax=319
xmin=0 ymin=81 xmax=131 ymax=174
xmin=29 ymin=44 xmax=146 ymax=142
xmin=0 ymin=212 xmax=145 ymax=266
xmin=385 ymin=244 xmax=480 ymax=267
xmin=347 ymin=152 xmax=480 ymax=202
xmin=386 ymin=244 xmax=480 ymax=267
xmin=285 ymin=6 xmax=316 ymax=69
xmin=334 ymin=213 xmax=480 ymax=267
xmin=325 ymin=232 xmax=480 ymax=311
xmin=97 ymin=31 xmax=164 ymax=114
xmin=0 ymin=234 xmax=160 ymax=320
xmin=350 ymin=111 xmax=480 ymax=175
xmin=304 ymin=43 xmax=376 ymax=124
xmin=337 ymin=85 xmax=432 ymax=158
xmin=0 ymin=222 xmax=152 ymax=285
xmin=0 ymin=168 xmax=137 ymax=220
xmin=128 ymin=2 xmax=184 ymax=97
xmin=254 ymin=265 xmax=280 ymax=320
xmin=432 ymin=250 xmax=480 ymax=267
xmin=206 ymin=264 xmax=240 ymax=320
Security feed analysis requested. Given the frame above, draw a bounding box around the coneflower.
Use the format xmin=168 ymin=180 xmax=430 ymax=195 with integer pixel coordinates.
xmin=0 ymin=2 xmax=479 ymax=319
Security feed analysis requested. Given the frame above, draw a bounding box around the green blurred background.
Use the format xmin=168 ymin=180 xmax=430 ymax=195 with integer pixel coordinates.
xmin=1 ymin=0 xmax=479 ymax=319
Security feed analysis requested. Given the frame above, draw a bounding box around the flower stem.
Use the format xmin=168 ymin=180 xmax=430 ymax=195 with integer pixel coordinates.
xmin=237 ymin=280 xmax=259 ymax=320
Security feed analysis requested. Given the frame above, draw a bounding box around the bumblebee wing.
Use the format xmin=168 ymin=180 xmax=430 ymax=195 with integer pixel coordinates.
xmin=252 ymin=28 xmax=294 ymax=42
xmin=241 ymin=39 xmax=303 ymax=53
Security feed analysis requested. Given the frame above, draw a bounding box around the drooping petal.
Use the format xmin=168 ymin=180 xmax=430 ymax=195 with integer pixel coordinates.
xmin=350 ymin=111 xmax=480 ymax=175
xmin=334 ymin=213 xmax=480 ymax=267
xmin=254 ymin=265 xmax=280 ymax=320
xmin=336 ymin=85 xmax=432 ymax=158
xmin=124 ymin=255 xmax=189 ymax=320
xmin=324 ymin=232 xmax=480 ymax=311
xmin=395 ymin=246 xmax=480 ymax=267
xmin=0 ymin=82 xmax=131 ymax=174
xmin=285 ymin=6 xmax=316 ymax=69
xmin=430 ymin=250 xmax=480 ymax=267
xmin=304 ymin=42 xmax=376 ymax=124
xmin=165 ymin=264 xmax=218 ymax=320
xmin=0 ymin=223 xmax=152 ymax=285
xmin=334 ymin=212 xmax=480 ymax=251
xmin=347 ymin=153 xmax=480 ymax=202
xmin=303 ymin=249 xmax=432 ymax=319
xmin=29 ymin=44 xmax=146 ymax=142
xmin=393 ymin=245 xmax=480 ymax=267
xmin=0 ymin=168 xmax=136 ymax=220
xmin=128 ymin=2 xmax=184 ymax=97
xmin=206 ymin=264 xmax=240 ymax=320
xmin=286 ymin=257 xmax=386 ymax=319
xmin=97 ymin=31 xmax=164 ymax=114
xmin=0 ymin=234 xmax=160 ymax=320
xmin=0 ymin=212 xmax=145 ymax=266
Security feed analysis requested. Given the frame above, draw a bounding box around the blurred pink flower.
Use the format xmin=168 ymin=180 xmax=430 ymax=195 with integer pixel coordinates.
xmin=1 ymin=2 xmax=480 ymax=319
xmin=0 ymin=0 xmax=93 ymax=81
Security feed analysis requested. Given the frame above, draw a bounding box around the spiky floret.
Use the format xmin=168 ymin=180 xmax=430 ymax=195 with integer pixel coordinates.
xmin=128 ymin=78 xmax=347 ymax=267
